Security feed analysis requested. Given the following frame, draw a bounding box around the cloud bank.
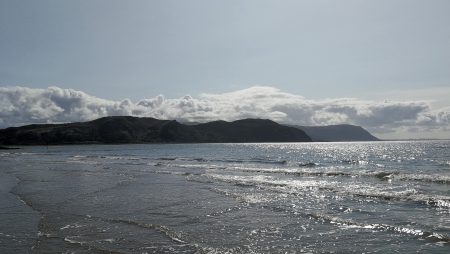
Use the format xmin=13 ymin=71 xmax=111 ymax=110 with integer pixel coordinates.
xmin=0 ymin=86 xmax=449 ymax=138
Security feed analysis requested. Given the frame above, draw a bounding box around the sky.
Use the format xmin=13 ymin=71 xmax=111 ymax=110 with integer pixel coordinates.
xmin=0 ymin=0 xmax=449 ymax=139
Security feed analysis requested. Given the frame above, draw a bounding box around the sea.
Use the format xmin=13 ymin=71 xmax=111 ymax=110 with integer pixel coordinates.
xmin=0 ymin=141 xmax=449 ymax=253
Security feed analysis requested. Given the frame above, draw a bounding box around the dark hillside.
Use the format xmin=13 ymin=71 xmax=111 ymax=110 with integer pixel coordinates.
xmin=0 ymin=116 xmax=312 ymax=145
xmin=294 ymin=124 xmax=379 ymax=142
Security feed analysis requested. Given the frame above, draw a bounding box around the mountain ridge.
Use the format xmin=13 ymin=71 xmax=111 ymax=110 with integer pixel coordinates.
xmin=0 ymin=116 xmax=312 ymax=145
xmin=0 ymin=117 xmax=380 ymax=145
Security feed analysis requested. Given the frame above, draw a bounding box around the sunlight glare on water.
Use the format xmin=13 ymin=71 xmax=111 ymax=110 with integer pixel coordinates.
xmin=0 ymin=141 xmax=449 ymax=253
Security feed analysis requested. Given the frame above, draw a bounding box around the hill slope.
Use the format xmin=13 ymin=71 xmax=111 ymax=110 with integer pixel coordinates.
xmin=294 ymin=124 xmax=379 ymax=142
xmin=0 ymin=116 xmax=312 ymax=145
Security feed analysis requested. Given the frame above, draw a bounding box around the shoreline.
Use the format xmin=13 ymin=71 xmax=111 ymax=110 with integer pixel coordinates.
xmin=0 ymin=146 xmax=20 ymax=150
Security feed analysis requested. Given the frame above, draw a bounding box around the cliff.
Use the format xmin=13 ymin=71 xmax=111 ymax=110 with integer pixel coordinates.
xmin=293 ymin=124 xmax=379 ymax=142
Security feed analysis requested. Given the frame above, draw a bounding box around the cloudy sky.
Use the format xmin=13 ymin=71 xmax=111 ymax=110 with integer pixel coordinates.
xmin=1 ymin=0 xmax=449 ymax=139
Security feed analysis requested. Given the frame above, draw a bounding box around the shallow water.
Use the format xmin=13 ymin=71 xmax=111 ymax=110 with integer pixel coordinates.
xmin=1 ymin=141 xmax=449 ymax=253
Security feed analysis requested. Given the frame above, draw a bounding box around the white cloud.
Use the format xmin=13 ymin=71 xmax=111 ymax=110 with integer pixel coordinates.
xmin=0 ymin=86 xmax=449 ymax=139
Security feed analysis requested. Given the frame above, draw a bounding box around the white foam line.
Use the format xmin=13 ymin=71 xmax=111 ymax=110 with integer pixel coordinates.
xmin=204 ymin=173 xmax=450 ymax=208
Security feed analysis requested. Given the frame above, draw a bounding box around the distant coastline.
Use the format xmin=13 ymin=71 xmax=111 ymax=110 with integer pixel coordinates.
xmin=0 ymin=116 xmax=380 ymax=146
xmin=0 ymin=146 xmax=20 ymax=150
xmin=0 ymin=116 xmax=310 ymax=145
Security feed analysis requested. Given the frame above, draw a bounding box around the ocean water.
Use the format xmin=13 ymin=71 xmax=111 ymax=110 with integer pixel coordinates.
xmin=0 ymin=141 xmax=449 ymax=253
